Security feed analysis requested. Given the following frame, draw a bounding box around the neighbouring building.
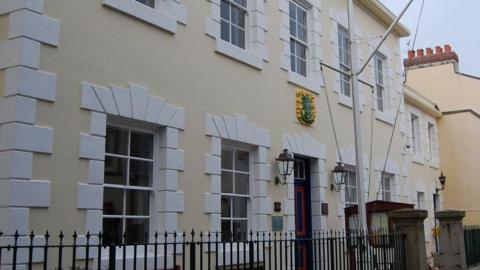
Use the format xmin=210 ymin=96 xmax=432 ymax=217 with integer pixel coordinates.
xmin=405 ymin=45 xmax=480 ymax=225
xmin=0 ymin=0 xmax=443 ymax=267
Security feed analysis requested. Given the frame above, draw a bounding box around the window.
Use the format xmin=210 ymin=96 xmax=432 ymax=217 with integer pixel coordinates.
xmin=433 ymin=194 xmax=440 ymax=212
xmin=338 ymin=25 xmax=351 ymax=97
xmin=220 ymin=0 xmax=247 ymax=49
xmin=374 ymin=55 xmax=385 ymax=112
xmin=345 ymin=167 xmax=357 ymax=206
xmin=294 ymin=159 xmax=306 ymax=180
xmin=417 ymin=192 xmax=425 ymax=209
xmin=289 ymin=1 xmax=308 ymax=77
xmin=380 ymin=173 xmax=392 ymax=201
xmin=411 ymin=114 xmax=420 ymax=154
xmin=221 ymin=146 xmax=250 ymax=241
xmin=135 ymin=0 xmax=155 ymax=8
xmin=427 ymin=122 xmax=435 ymax=160
xmin=103 ymin=126 xmax=154 ymax=245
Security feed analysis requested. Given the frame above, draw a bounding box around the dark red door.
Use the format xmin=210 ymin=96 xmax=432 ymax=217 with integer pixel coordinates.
xmin=294 ymin=158 xmax=312 ymax=270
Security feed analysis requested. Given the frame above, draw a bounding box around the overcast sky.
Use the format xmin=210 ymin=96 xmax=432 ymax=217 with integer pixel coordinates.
xmin=380 ymin=0 xmax=480 ymax=77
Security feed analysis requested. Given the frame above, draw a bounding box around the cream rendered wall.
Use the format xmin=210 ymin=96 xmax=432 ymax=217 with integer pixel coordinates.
xmin=407 ymin=63 xmax=480 ymax=225
xmin=2 ymin=0 xmax=408 ymax=236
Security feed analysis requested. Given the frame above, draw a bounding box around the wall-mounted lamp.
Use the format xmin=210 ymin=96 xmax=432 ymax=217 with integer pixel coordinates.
xmin=275 ymin=149 xmax=294 ymax=185
xmin=331 ymin=162 xmax=347 ymax=192
xmin=436 ymin=172 xmax=447 ymax=193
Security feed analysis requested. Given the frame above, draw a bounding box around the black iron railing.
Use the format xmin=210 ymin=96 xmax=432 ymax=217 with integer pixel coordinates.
xmin=464 ymin=225 xmax=480 ymax=267
xmin=0 ymin=230 xmax=406 ymax=270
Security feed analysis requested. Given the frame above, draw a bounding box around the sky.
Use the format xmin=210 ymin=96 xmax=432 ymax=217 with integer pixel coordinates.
xmin=379 ymin=0 xmax=480 ymax=77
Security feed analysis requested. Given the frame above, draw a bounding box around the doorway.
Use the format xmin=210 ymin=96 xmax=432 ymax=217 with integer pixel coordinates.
xmin=294 ymin=157 xmax=312 ymax=270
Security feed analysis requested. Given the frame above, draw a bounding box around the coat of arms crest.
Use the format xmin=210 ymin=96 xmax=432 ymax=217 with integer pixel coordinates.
xmin=296 ymin=89 xmax=316 ymax=126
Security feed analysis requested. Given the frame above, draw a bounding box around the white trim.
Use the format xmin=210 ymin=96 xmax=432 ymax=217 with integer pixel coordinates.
xmin=0 ymin=1 xmax=59 ymax=241
xmin=79 ymin=82 xmax=185 ymax=236
xmin=205 ymin=0 xmax=268 ymax=70
xmin=102 ymin=0 xmax=187 ymax=33
xmin=204 ymin=113 xmax=271 ymax=232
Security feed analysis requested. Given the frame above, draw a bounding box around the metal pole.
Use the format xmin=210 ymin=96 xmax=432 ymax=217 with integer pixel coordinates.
xmin=347 ymin=0 xmax=368 ymax=230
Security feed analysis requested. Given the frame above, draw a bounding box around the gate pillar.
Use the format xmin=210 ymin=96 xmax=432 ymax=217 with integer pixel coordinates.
xmin=388 ymin=209 xmax=428 ymax=270
xmin=434 ymin=210 xmax=467 ymax=270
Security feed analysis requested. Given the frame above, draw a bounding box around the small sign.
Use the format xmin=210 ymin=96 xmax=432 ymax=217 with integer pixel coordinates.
xmin=296 ymin=88 xmax=317 ymax=126
xmin=274 ymin=202 xmax=282 ymax=212
xmin=272 ymin=216 xmax=284 ymax=232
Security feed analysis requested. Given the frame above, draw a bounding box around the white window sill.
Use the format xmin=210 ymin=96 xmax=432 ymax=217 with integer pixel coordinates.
xmin=375 ymin=110 xmax=394 ymax=126
xmin=103 ymin=0 xmax=178 ymax=33
xmin=338 ymin=94 xmax=353 ymax=108
xmin=412 ymin=155 xmax=424 ymax=165
xmin=215 ymin=39 xmax=264 ymax=70
xmin=209 ymin=244 xmax=265 ymax=266
xmin=99 ymin=246 xmax=174 ymax=268
xmin=428 ymin=160 xmax=440 ymax=169
xmin=287 ymin=71 xmax=322 ymax=94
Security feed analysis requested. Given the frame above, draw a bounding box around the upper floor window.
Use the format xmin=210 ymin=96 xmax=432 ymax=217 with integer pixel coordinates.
xmin=345 ymin=167 xmax=357 ymax=206
xmin=381 ymin=173 xmax=392 ymax=201
xmin=289 ymin=1 xmax=308 ymax=77
xmin=220 ymin=0 xmax=247 ymax=49
xmin=338 ymin=25 xmax=351 ymax=97
xmin=221 ymin=146 xmax=250 ymax=241
xmin=103 ymin=126 xmax=154 ymax=245
xmin=427 ymin=122 xmax=435 ymax=160
xmin=417 ymin=192 xmax=425 ymax=209
xmin=374 ymin=54 xmax=386 ymax=112
xmin=411 ymin=113 xmax=420 ymax=154
xmin=135 ymin=0 xmax=155 ymax=8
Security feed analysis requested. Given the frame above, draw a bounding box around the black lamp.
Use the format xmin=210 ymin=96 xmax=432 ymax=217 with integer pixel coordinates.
xmin=332 ymin=162 xmax=347 ymax=191
xmin=436 ymin=172 xmax=447 ymax=193
xmin=275 ymin=149 xmax=294 ymax=185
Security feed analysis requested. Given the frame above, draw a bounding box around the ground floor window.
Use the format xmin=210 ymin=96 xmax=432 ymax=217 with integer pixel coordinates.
xmin=103 ymin=126 xmax=154 ymax=244
xmin=345 ymin=167 xmax=357 ymax=206
xmin=381 ymin=173 xmax=392 ymax=201
xmin=417 ymin=192 xmax=425 ymax=210
xmin=221 ymin=145 xmax=250 ymax=241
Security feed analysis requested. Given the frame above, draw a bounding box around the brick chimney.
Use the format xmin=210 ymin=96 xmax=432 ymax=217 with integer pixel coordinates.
xmin=404 ymin=44 xmax=458 ymax=69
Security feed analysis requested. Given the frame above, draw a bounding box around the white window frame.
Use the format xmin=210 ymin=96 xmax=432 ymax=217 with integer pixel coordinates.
xmin=380 ymin=173 xmax=392 ymax=202
xmin=220 ymin=0 xmax=248 ymax=50
xmin=289 ymin=0 xmax=309 ymax=77
xmin=103 ymin=0 xmax=187 ymax=33
xmin=338 ymin=24 xmax=351 ymax=99
xmin=417 ymin=191 xmax=425 ymax=210
xmin=427 ymin=122 xmax=435 ymax=161
xmin=220 ymin=143 xmax=253 ymax=242
xmin=374 ymin=54 xmax=386 ymax=112
xmin=102 ymin=122 xmax=159 ymax=244
xmin=411 ymin=113 xmax=420 ymax=157
xmin=345 ymin=166 xmax=357 ymax=206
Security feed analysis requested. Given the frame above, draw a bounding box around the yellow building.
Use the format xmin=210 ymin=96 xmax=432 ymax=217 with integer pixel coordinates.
xmin=0 ymin=0 xmax=443 ymax=267
xmin=406 ymin=45 xmax=480 ymax=225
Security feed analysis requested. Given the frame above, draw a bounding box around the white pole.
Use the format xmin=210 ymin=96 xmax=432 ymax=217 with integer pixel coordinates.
xmin=347 ymin=0 xmax=368 ymax=230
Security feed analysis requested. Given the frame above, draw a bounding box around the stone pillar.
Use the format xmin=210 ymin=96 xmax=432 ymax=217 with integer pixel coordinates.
xmin=434 ymin=210 xmax=467 ymax=270
xmin=388 ymin=209 xmax=428 ymax=270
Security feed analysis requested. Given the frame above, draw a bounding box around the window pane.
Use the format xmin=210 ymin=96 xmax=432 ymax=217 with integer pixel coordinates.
xmin=296 ymin=43 xmax=306 ymax=59
xmin=289 ymin=2 xmax=296 ymax=20
xmin=221 ymin=196 xmax=231 ymax=218
xmin=291 ymin=54 xmax=296 ymax=72
xmin=103 ymin=187 xmax=124 ymax=215
xmin=233 ymin=0 xmax=246 ymax=8
xmin=221 ymin=171 xmax=233 ymax=193
xmin=102 ymin=218 xmax=122 ymax=245
xmin=221 ymin=220 xmax=232 ymax=241
xmin=233 ymin=197 xmax=248 ymax=218
xmin=290 ymin=39 xmax=296 ymax=55
xmin=231 ymin=26 xmax=245 ymax=49
xmin=231 ymin=6 xmax=245 ymax=28
xmin=105 ymin=127 xmax=128 ymax=155
xmin=297 ymin=58 xmax=307 ymax=77
xmin=129 ymin=160 xmax=153 ymax=187
xmin=125 ymin=219 xmax=149 ymax=244
xmin=104 ymin=156 xmax=128 ymax=185
xmin=235 ymin=173 xmax=249 ymax=195
xmin=233 ymin=220 xmax=248 ymax=240
xmin=235 ymin=150 xmax=249 ymax=172
xmin=297 ymin=25 xmax=307 ymax=42
xmin=126 ymin=190 xmax=150 ymax=216
xmin=221 ymin=20 xmax=230 ymax=42
xmin=130 ymin=131 xmax=153 ymax=159
xmin=290 ymin=19 xmax=296 ymax=37
xmin=222 ymin=149 xmax=233 ymax=170
xmin=220 ymin=0 xmax=230 ymax=20
xmin=135 ymin=0 xmax=155 ymax=8
xmin=297 ymin=6 xmax=306 ymax=25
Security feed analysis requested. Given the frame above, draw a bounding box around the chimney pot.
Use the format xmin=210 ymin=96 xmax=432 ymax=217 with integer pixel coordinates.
xmin=408 ymin=50 xmax=415 ymax=59
xmin=435 ymin=46 xmax=443 ymax=54
xmin=444 ymin=44 xmax=452 ymax=53
xmin=426 ymin=48 xmax=433 ymax=56
xmin=417 ymin=49 xmax=424 ymax=58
